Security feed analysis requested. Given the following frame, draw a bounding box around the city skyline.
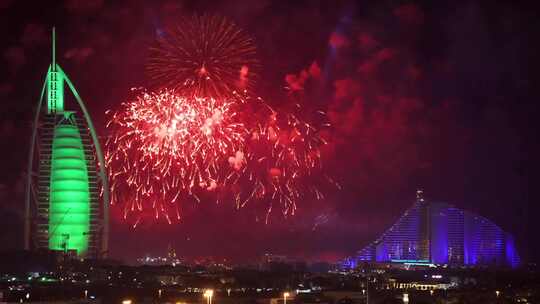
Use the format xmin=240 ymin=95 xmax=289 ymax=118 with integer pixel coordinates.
xmin=0 ymin=0 xmax=538 ymax=264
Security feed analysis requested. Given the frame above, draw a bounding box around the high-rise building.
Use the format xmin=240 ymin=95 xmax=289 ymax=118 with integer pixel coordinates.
xmin=344 ymin=190 xmax=520 ymax=268
xmin=24 ymin=28 xmax=109 ymax=258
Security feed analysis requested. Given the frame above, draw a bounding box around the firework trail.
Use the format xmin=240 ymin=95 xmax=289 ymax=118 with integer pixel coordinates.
xmin=146 ymin=14 xmax=258 ymax=97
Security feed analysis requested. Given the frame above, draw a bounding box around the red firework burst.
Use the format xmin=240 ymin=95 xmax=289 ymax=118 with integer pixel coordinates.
xmin=226 ymin=102 xmax=333 ymax=223
xmin=146 ymin=14 xmax=258 ymax=97
xmin=105 ymin=89 xmax=245 ymax=225
xmin=106 ymin=89 xmax=334 ymax=226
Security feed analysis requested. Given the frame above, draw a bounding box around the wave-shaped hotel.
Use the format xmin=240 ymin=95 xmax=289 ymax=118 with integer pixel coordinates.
xmin=342 ymin=190 xmax=520 ymax=269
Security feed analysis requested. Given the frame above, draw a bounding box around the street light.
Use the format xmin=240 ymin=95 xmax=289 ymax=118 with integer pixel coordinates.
xmin=283 ymin=292 xmax=290 ymax=304
xmin=366 ymin=277 xmax=369 ymax=304
xmin=403 ymin=293 xmax=409 ymax=303
xmin=204 ymin=289 xmax=214 ymax=304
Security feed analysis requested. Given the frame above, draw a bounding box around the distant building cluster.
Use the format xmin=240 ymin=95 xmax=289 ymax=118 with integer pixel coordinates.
xmin=259 ymin=254 xmax=318 ymax=272
xmin=137 ymin=244 xmax=183 ymax=266
xmin=342 ymin=190 xmax=520 ymax=269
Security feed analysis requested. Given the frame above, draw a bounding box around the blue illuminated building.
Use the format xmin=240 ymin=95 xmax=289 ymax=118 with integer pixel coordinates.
xmin=345 ymin=190 xmax=520 ymax=268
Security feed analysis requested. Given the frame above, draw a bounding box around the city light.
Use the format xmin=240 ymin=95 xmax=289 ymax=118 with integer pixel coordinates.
xmin=403 ymin=293 xmax=409 ymax=303
xmin=283 ymin=292 xmax=290 ymax=304
xmin=122 ymin=300 xmax=132 ymax=304
xmin=204 ymin=289 xmax=214 ymax=304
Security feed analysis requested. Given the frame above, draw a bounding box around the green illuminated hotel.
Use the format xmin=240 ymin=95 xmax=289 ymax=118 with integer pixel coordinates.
xmin=24 ymin=28 xmax=109 ymax=258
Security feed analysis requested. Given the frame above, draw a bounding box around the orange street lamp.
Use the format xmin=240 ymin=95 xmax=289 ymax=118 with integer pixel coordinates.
xmin=283 ymin=292 xmax=290 ymax=304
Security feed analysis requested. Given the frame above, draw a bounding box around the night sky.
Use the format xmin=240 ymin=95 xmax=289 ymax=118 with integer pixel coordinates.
xmin=1 ymin=0 xmax=539 ymax=264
